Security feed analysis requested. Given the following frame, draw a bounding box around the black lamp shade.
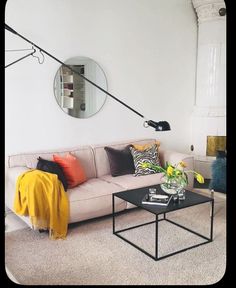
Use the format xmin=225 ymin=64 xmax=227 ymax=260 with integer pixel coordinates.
xmin=155 ymin=121 xmax=171 ymax=131
xmin=146 ymin=120 xmax=171 ymax=131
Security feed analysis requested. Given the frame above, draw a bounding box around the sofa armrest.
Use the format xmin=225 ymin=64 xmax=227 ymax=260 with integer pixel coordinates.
xmin=159 ymin=149 xmax=194 ymax=190
xmin=5 ymin=166 xmax=30 ymax=210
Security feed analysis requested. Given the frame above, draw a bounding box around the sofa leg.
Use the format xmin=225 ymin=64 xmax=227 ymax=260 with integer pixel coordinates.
xmin=210 ymin=189 xmax=214 ymax=199
xmin=39 ymin=229 xmax=48 ymax=233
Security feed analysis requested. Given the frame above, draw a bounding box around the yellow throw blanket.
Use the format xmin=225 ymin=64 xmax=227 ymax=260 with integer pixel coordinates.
xmin=14 ymin=169 xmax=69 ymax=240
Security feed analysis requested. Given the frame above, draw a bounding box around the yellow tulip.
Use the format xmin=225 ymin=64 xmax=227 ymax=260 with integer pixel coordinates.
xmin=141 ymin=163 xmax=148 ymax=168
xmin=175 ymin=170 xmax=182 ymax=176
xmin=179 ymin=161 xmax=187 ymax=168
xmin=167 ymin=166 xmax=174 ymax=176
xmin=196 ymin=173 xmax=204 ymax=183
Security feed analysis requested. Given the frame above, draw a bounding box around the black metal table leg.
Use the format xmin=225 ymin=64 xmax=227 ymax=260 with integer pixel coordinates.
xmin=112 ymin=194 xmax=115 ymax=234
xmin=155 ymin=214 xmax=158 ymax=260
xmin=210 ymin=199 xmax=214 ymax=241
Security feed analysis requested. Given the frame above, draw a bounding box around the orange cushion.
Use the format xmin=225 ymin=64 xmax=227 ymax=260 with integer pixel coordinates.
xmin=132 ymin=141 xmax=160 ymax=151
xmin=53 ymin=153 xmax=87 ymax=188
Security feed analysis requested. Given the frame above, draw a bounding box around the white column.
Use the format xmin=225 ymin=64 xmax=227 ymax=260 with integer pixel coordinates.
xmin=191 ymin=0 xmax=226 ymax=177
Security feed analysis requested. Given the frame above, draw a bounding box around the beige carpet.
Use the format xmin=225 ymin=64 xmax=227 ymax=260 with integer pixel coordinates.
xmin=5 ymin=197 xmax=226 ymax=285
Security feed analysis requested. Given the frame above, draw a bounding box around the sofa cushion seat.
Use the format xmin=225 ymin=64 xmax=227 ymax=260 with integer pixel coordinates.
xmin=100 ymin=172 xmax=165 ymax=190
xmin=67 ymin=178 xmax=125 ymax=202
xmin=67 ymin=178 xmax=126 ymax=223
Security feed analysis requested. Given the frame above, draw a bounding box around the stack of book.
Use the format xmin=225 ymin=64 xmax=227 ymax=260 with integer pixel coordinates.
xmin=142 ymin=193 xmax=172 ymax=206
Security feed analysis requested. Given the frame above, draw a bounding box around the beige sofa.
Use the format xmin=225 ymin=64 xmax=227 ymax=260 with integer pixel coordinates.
xmin=5 ymin=138 xmax=194 ymax=227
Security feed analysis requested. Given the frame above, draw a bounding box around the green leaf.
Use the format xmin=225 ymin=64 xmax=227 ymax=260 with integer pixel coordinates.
xmin=184 ymin=172 xmax=189 ymax=184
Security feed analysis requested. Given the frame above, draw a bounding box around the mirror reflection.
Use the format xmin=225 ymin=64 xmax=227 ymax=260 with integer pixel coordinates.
xmin=54 ymin=56 xmax=107 ymax=118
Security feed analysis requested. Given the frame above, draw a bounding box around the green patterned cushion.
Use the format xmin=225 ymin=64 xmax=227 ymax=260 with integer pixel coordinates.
xmin=130 ymin=144 xmax=160 ymax=176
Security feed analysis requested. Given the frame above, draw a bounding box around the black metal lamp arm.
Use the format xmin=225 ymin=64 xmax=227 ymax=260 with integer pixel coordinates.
xmin=5 ymin=23 xmax=170 ymax=131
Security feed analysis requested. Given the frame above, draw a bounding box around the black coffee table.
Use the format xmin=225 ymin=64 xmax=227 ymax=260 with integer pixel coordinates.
xmin=112 ymin=184 xmax=214 ymax=261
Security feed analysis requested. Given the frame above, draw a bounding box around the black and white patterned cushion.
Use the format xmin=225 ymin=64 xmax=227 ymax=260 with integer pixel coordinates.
xmin=130 ymin=144 xmax=160 ymax=176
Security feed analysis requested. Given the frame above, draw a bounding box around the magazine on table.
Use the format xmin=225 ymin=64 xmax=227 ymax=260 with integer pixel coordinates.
xmin=142 ymin=193 xmax=172 ymax=206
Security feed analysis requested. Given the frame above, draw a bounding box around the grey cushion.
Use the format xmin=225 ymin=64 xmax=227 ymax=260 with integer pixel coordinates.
xmin=104 ymin=145 xmax=135 ymax=177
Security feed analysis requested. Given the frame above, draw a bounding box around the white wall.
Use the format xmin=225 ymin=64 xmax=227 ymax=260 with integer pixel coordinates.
xmin=5 ymin=0 xmax=197 ymax=155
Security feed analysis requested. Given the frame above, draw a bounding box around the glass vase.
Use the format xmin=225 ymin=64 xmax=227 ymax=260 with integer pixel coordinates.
xmin=160 ymin=179 xmax=185 ymax=200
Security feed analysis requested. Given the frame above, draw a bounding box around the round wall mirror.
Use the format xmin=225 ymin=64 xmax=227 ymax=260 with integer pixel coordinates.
xmin=54 ymin=56 xmax=107 ymax=118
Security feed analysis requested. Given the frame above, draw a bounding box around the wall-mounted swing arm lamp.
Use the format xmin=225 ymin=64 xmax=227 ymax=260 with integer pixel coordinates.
xmin=5 ymin=23 xmax=171 ymax=131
